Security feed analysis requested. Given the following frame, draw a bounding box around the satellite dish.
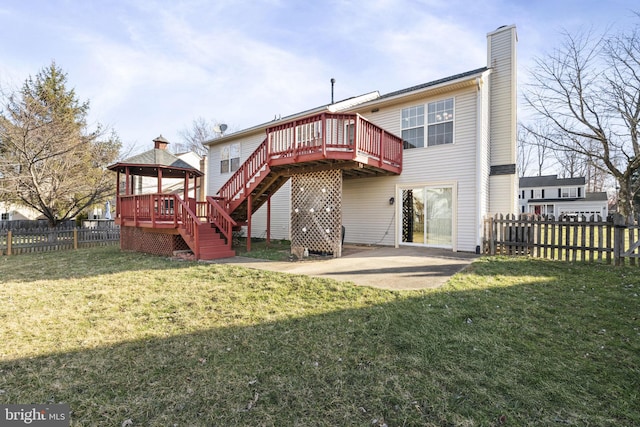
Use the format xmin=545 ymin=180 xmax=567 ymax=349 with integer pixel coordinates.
xmin=213 ymin=123 xmax=228 ymax=134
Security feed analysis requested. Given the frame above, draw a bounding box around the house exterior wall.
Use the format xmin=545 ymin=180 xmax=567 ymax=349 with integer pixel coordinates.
xmin=478 ymin=72 xmax=492 ymax=239
xmin=555 ymin=200 xmax=608 ymax=218
xmin=518 ymin=179 xmax=608 ymax=218
xmin=342 ymin=87 xmax=481 ymax=252
xmin=205 ymin=25 xmax=517 ymax=253
xmin=487 ymin=25 xmax=518 ymax=215
xmin=0 ymin=202 xmax=41 ymax=221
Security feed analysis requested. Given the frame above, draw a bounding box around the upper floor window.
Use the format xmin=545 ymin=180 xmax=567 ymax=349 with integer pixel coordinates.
xmin=561 ymin=187 xmax=578 ymax=198
xmin=533 ymin=189 xmax=543 ymax=199
xmin=1 ymin=212 xmax=9 ymax=221
xmin=220 ymin=143 xmax=240 ymax=174
xmin=427 ymin=98 xmax=454 ymax=146
xmin=401 ymin=98 xmax=454 ymax=150
xmin=401 ymin=105 xmax=424 ymax=149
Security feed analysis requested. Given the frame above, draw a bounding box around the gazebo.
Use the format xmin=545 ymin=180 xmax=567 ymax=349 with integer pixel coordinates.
xmin=107 ymin=136 xmax=236 ymax=259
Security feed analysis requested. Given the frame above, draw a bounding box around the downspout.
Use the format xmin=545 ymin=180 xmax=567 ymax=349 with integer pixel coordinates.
xmin=475 ymin=76 xmax=484 ymax=254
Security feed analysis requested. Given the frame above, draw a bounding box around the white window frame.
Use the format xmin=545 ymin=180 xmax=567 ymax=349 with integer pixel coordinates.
xmin=426 ymin=98 xmax=454 ymax=146
xmin=395 ymin=181 xmax=457 ymax=250
xmin=220 ymin=143 xmax=240 ymax=174
xmin=561 ymin=187 xmax=577 ymax=198
xmin=401 ymin=105 xmax=425 ymax=149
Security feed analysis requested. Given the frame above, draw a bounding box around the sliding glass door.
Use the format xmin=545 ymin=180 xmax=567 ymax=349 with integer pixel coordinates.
xmin=401 ymin=186 xmax=452 ymax=248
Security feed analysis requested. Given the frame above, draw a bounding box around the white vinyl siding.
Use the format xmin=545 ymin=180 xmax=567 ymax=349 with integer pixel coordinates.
xmin=246 ymin=182 xmax=291 ymax=240
xmin=345 ymin=88 xmax=479 ymax=252
xmin=487 ymin=25 xmax=518 ymax=215
xmin=477 ymin=71 xmax=491 ymax=247
xmin=489 ymin=175 xmax=517 ymax=215
xmin=488 ymin=26 xmax=516 ymax=166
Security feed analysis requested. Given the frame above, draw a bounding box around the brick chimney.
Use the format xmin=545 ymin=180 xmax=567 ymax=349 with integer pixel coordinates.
xmin=153 ymin=135 xmax=170 ymax=150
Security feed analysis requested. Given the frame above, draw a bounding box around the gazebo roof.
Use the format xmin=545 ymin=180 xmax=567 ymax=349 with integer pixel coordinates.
xmin=108 ymin=142 xmax=203 ymax=179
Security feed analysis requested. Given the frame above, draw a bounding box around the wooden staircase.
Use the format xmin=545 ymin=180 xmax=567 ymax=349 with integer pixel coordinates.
xmin=177 ymin=220 xmax=235 ymax=260
xmin=216 ymin=139 xmax=289 ymax=225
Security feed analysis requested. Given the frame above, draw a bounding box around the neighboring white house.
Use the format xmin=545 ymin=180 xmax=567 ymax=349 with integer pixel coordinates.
xmin=205 ymin=25 xmax=518 ymax=253
xmin=518 ymin=175 xmax=609 ymax=218
xmin=0 ymin=202 xmax=41 ymax=221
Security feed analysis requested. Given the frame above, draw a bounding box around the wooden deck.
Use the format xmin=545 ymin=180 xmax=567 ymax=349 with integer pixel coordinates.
xmin=114 ymin=112 xmax=403 ymax=259
xmin=217 ymin=112 xmax=403 ymax=220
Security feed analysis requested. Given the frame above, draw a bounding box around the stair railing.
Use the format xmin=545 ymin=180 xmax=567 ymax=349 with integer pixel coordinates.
xmin=175 ymin=195 xmax=202 ymax=258
xmin=217 ymin=138 xmax=269 ymax=206
xmin=205 ymin=196 xmax=237 ymax=250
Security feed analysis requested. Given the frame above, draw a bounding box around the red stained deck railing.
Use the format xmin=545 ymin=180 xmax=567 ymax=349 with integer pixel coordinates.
xmin=204 ymin=196 xmax=236 ymax=248
xmin=217 ymin=112 xmax=402 ymax=208
xmin=117 ymin=193 xmax=179 ymax=227
xmin=116 ymin=194 xmax=236 ymax=256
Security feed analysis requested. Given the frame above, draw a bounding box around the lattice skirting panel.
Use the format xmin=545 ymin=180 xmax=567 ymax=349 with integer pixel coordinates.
xmin=291 ymin=169 xmax=342 ymax=257
xmin=120 ymin=226 xmax=189 ymax=257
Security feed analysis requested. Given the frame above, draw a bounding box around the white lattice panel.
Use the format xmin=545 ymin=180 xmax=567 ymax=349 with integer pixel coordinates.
xmin=291 ymin=169 xmax=342 ymax=257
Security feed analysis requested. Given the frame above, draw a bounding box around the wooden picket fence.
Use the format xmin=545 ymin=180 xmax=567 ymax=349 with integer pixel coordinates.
xmin=483 ymin=213 xmax=640 ymax=266
xmin=1 ymin=226 xmax=120 ymax=256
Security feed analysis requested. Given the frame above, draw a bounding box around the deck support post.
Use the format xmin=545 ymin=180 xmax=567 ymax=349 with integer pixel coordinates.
xmin=116 ymin=171 xmax=121 ymax=218
xmin=266 ymin=194 xmax=271 ymax=247
xmin=247 ymin=193 xmax=252 ymax=252
xmin=125 ymin=167 xmax=131 ymax=195
xmin=183 ymin=174 xmax=189 ymax=202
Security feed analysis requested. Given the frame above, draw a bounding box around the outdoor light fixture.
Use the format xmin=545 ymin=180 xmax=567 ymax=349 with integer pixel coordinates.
xmin=389 ymin=197 xmax=395 ymax=205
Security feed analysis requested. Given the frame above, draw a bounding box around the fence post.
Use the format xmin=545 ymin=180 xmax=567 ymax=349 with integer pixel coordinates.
xmin=489 ymin=215 xmax=496 ymax=255
xmin=7 ymin=230 xmax=11 ymax=256
xmin=613 ymin=213 xmax=626 ymax=266
xmin=74 ymin=229 xmax=78 ymax=250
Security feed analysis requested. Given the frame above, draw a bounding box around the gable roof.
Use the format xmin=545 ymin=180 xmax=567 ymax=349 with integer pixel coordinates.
xmin=204 ymin=66 xmax=489 ymax=146
xmin=519 ymin=175 xmax=585 ymax=188
xmin=378 ymin=67 xmax=488 ymax=100
xmin=585 ymin=192 xmax=608 ymax=201
xmin=108 ymin=148 xmax=203 ymax=178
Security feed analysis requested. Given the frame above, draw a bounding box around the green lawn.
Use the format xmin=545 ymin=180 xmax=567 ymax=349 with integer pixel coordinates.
xmin=1 ymin=247 xmax=638 ymax=426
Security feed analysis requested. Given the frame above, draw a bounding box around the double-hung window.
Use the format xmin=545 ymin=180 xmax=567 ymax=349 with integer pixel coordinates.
xmin=561 ymin=187 xmax=577 ymax=198
xmin=220 ymin=143 xmax=240 ymax=174
xmin=427 ymin=98 xmax=454 ymax=146
xmin=401 ymin=98 xmax=454 ymax=150
xmin=401 ymin=105 xmax=424 ymax=149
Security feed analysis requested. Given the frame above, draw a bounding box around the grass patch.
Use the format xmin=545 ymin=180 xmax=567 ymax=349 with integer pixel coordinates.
xmin=235 ymin=238 xmax=292 ymax=261
xmin=1 ymin=248 xmax=639 ymax=426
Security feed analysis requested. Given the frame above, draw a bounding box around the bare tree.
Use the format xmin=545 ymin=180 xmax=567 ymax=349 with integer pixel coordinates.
xmin=0 ymin=62 xmax=120 ymax=227
xmin=517 ymin=122 xmax=553 ymax=176
xmin=178 ymin=117 xmax=227 ymax=156
xmin=523 ymin=18 xmax=640 ymax=217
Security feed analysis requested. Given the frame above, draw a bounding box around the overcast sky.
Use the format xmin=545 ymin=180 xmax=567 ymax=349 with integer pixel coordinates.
xmin=0 ymin=0 xmax=638 ymax=155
